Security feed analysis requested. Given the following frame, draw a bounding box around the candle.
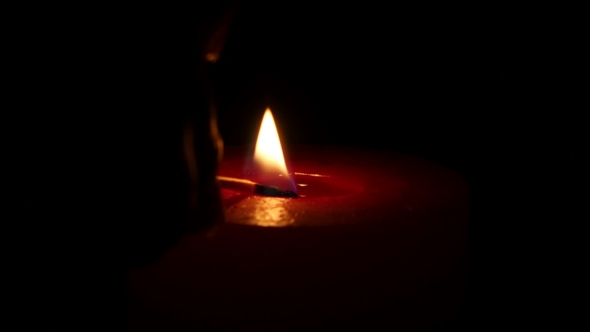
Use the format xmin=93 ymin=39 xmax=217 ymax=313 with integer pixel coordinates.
xmin=126 ymin=110 xmax=469 ymax=331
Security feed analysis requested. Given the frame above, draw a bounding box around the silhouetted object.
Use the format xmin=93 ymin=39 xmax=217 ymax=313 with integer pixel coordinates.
xmin=34 ymin=2 xmax=239 ymax=331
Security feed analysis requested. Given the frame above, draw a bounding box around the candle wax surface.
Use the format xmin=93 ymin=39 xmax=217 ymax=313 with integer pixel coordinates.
xmin=127 ymin=145 xmax=469 ymax=331
xmin=218 ymin=145 xmax=465 ymax=228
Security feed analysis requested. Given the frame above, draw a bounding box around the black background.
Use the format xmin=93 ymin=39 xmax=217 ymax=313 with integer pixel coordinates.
xmin=23 ymin=1 xmax=581 ymax=330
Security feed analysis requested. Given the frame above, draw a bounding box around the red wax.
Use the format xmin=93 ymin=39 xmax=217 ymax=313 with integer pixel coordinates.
xmin=127 ymin=145 xmax=469 ymax=331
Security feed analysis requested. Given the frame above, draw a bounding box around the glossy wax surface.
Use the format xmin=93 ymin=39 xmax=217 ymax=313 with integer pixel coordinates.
xmin=219 ymin=145 xmax=465 ymax=227
xmin=127 ymin=145 xmax=469 ymax=331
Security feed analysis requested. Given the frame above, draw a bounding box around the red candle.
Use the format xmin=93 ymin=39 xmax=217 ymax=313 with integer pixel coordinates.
xmin=126 ymin=110 xmax=469 ymax=331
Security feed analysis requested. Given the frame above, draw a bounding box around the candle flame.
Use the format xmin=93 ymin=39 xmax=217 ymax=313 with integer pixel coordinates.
xmin=253 ymin=108 xmax=295 ymax=191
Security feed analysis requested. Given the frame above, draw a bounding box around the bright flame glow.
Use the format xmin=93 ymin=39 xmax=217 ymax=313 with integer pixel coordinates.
xmin=254 ymin=108 xmax=289 ymax=175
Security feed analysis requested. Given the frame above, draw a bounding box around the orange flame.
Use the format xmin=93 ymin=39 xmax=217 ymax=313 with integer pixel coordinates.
xmin=253 ymin=108 xmax=295 ymax=191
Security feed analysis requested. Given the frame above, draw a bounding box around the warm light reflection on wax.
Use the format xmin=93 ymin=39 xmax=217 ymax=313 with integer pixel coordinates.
xmin=252 ymin=197 xmax=296 ymax=227
xmin=294 ymin=172 xmax=330 ymax=178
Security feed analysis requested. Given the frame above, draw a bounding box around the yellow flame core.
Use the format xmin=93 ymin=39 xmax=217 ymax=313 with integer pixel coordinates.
xmin=254 ymin=108 xmax=289 ymax=175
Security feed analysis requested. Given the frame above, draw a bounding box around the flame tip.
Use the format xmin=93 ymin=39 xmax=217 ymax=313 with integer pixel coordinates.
xmin=253 ymin=107 xmax=295 ymax=191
